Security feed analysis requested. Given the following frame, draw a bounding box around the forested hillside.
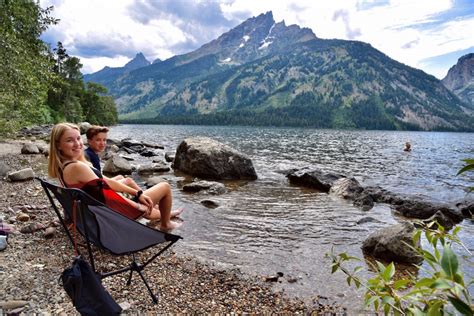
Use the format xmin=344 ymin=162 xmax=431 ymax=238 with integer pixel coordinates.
xmin=88 ymin=12 xmax=473 ymax=131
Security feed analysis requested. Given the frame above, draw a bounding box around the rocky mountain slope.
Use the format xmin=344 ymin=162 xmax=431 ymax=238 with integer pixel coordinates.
xmin=442 ymin=53 xmax=474 ymax=106
xmin=84 ymin=12 xmax=474 ymax=131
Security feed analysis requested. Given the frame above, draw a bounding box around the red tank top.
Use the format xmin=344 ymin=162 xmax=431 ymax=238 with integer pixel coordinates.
xmin=61 ymin=162 xmax=142 ymax=220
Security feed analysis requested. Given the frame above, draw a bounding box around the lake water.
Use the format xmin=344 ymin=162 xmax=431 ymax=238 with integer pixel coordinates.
xmin=108 ymin=124 xmax=474 ymax=310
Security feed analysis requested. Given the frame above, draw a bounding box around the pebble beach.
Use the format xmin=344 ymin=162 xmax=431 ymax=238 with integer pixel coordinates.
xmin=0 ymin=140 xmax=345 ymax=314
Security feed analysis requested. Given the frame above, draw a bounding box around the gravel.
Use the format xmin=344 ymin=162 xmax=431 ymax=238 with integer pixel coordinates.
xmin=0 ymin=141 xmax=346 ymax=314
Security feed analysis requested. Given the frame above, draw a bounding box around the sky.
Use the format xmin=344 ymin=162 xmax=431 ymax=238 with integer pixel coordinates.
xmin=39 ymin=0 xmax=474 ymax=79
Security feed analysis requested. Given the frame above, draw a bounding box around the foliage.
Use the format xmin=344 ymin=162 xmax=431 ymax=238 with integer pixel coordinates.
xmin=0 ymin=2 xmax=118 ymax=136
xmin=0 ymin=0 xmax=58 ymax=134
xmin=457 ymin=159 xmax=474 ymax=192
xmin=328 ymin=221 xmax=474 ymax=315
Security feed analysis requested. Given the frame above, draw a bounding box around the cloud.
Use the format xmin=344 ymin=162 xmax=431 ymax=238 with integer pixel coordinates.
xmin=39 ymin=0 xmax=473 ymax=78
xmin=332 ymin=9 xmax=361 ymax=39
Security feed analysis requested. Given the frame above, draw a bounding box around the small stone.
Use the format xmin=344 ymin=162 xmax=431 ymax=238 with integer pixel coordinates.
xmin=44 ymin=227 xmax=56 ymax=238
xmin=119 ymin=301 xmax=131 ymax=311
xmin=0 ymin=300 xmax=29 ymax=310
xmin=16 ymin=213 xmax=30 ymax=222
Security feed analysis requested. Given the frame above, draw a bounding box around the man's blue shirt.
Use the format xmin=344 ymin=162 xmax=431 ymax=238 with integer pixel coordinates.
xmin=84 ymin=147 xmax=101 ymax=171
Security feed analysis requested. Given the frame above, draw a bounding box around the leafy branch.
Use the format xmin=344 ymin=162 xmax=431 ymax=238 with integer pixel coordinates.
xmin=328 ymin=221 xmax=474 ymax=315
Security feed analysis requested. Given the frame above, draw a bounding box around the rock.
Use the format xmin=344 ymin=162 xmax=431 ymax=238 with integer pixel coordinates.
xmin=17 ymin=124 xmax=52 ymax=138
xmin=0 ymin=161 xmax=10 ymax=176
xmin=145 ymin=176 xmax=168 ymax=188
xmin=121 ymin=138 xmax=143 ymax=148
xmin=137 ymin=162 xmax=170 ymax=174
xmin=0 ymin=300 xmax=29 ymax=310
xmin=7 ymin=168 xmax=35 ymax=181
xmin=21 ymin=143 xmax=40 ymax=154
xmin=118 ymin=154 xmax=134 ymax=161
xmin=395 ymin=200 xmax=463 ymax=224
xmin=174 ymin=137 xmax=257 ymax=180
xmin=182 ymin=181 xmax=227 ymax=195
xmin=457 ymin=200 xmax=474 ymax=218
xmin=287 ymin=168 xmax=344 ymax=192
xmin=362 ymin=222 xmax=422 ymax=264
xmin=356 ymin=217 xmax=380 ymax=225
xmin=20 ymin=222 xmax=46 ymax=234
xmin=164 ymin=152 xmax=175 ymax=162
xmin=78 ymin=122 xmax=91 ymax=134
xmin=201 ymin=200 xmax=219 ymax=208
xmin=16 ymin=213 xmax=30 ymax=222
xmin=102 ymin=155 xmax=132 ymax=175
xmin=329 ymin=177 xmax=364 ymax=200
xmin=142 ymin=142 xmax=164 ymax=149
xmin=119 ymin=301 xmax=131 ymax=311
xmin=106 ymin=138 xmax=122 ymax=147
xmin=353 ymin=192 xmax=375 ymax=211
xmin=422 ymin=210 xmax=455 ymax=230
xmin=44 ymin=227 xmax=56 ymax=238
xmin=263 ymin=272 xmax=284 ymax=282
xmin=140 ymin=149 xmax=158 ymax=157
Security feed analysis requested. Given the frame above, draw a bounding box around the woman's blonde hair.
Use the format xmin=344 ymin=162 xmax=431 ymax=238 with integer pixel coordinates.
xmin=48 ymin=123 xmax=87 ymax=178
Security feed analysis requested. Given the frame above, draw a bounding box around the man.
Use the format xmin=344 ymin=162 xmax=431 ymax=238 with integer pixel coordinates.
xmin=85 ymin=126 xmax=141 ymax=190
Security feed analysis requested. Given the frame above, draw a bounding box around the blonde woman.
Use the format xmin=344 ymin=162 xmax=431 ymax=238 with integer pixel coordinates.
xmin=48 ymin=123 xmax=182 ymax=231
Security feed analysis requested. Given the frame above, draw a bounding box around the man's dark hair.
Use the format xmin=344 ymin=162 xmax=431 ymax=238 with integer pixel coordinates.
xmin=86 ymin=126 xmax=109 ymax=140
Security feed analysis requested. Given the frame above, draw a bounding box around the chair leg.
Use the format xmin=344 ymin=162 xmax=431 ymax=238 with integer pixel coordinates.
xmin=136 ymin=269 xmax=158 ymax=304
xmin=128 ymin=260 xmax=158 ymax=304
xmin=126 ymin=267 xmax=134 ymax=286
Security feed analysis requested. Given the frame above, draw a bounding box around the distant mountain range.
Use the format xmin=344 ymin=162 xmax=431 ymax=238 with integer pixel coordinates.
xmin=84 ymin=11 xmax=474 ymax=131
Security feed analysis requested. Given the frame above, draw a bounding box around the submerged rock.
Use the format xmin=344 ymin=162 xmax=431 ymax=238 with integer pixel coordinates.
xmin=287 ymin=168 xmax=344 ymax=192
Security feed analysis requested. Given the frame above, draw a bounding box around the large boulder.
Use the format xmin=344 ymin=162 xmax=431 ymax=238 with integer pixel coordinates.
xmin=362 ymin=222 xmax=422 ymax=264
xmin=287 ymin=168 xmax=344 ymax=192
xmin=173 ymin=137 xmax=257 ymax=180
xmin=102 ymin=155 xmax=132 ymax=175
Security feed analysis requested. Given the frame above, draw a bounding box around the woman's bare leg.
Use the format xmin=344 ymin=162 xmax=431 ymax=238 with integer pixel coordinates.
xmin=143 ymin=182 xmax=182 ymax=230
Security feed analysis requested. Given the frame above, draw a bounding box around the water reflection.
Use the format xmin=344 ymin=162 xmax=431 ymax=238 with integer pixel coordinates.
xmin=109 ymin=125 xmax=474 ymax=311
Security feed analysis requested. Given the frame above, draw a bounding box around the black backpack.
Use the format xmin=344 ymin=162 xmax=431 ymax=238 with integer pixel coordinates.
xmin=61 ymin=257 xmax=122 ymax=316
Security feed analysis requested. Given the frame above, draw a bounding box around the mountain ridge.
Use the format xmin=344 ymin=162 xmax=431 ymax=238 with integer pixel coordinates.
xmin=84 ymin=12 xmax=474 ymax=132
xmin=442 ymin=53 xmax=474 ymax=106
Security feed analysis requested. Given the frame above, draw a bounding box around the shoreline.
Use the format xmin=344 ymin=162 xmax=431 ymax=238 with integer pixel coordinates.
xmin=0 ymin=141 xmax=345 ymax=314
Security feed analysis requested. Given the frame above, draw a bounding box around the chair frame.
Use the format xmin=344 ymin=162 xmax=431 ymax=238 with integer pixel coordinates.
xmin=37 ymin=177 xmax=182 ymax=304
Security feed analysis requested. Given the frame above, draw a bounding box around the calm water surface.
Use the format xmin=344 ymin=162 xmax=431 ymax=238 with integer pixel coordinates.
xmin=109 ymin=124 xmax=474 ymax=310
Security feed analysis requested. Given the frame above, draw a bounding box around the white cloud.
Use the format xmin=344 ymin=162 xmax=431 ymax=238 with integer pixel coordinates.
xmin=40 ymin=0 xmax=473 ymax=78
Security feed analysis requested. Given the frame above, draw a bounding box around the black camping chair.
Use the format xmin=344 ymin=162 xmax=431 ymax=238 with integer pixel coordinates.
xmin=37 ymin=177 xmax=182 ymax=304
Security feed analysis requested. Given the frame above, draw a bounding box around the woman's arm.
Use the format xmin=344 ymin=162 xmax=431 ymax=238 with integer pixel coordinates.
xmin=103 ymin=177 xmax=137 ymax=195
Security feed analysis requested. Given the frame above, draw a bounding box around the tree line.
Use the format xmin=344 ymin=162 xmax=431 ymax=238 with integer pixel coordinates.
xmin=0 ymin=1 xmax=117 ymax=136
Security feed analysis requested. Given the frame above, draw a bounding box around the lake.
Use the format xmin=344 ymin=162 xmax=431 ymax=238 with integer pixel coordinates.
xmin=108 ymin=124 xmax=474 ymax=310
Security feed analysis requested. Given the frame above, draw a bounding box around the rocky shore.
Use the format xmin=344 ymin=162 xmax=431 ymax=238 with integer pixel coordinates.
xmin=0 ymin=140 xmax=345 ymax=314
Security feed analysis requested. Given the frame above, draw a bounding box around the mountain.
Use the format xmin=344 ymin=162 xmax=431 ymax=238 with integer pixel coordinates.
xmin=83 ymin=52 xmax=150 ymax=87
xmin=85 ymin=12 xmax=474 ymax=131
xmin=442 ymin=53 xmax=474 ymax=106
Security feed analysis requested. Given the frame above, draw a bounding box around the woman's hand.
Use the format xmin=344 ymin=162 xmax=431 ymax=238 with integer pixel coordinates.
xmin=139 ymin=194 xmax=153 ymax=216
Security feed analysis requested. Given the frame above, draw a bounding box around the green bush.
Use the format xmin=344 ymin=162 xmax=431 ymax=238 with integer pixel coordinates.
xmin=328 ymin=221 xmax=473 ymax=315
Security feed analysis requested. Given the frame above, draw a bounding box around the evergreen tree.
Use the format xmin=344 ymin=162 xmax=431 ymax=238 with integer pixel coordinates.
xmin=0 ymin=0 xmax=58 ymax=134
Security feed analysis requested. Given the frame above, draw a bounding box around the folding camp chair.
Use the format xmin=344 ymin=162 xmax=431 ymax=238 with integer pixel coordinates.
xmin=37 ymin=177 xmax=182 ymax=304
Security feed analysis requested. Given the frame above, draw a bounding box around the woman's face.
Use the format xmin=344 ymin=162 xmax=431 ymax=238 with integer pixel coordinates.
xmin=58 ymin=128 xmax=83 ymax=160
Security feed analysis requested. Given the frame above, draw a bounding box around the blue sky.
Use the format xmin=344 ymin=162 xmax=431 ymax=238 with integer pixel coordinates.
xmin=40 ymin=0 xmax=474 ymax=79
